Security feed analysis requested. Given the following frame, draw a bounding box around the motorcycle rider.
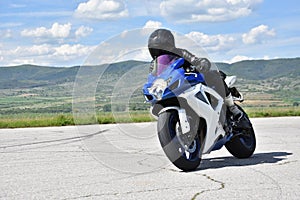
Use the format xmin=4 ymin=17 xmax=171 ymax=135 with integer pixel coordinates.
xmin=147 ymin=28 xmax=243 ymax=121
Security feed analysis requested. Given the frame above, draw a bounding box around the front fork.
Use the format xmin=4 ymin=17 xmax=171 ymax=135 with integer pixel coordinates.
xmin=157 ymin=106 xmax=191 ymax=134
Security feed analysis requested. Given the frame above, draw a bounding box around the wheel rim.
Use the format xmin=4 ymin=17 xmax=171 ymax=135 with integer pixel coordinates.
xmin=169 ymin=113 xmax=200 ymax=161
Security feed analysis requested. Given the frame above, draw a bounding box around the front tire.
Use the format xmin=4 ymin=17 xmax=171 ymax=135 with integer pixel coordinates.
xmin=225 ymin=106 xmax=256 ymax=158
xmin=157 ymin=110 xmax=203 ymax=171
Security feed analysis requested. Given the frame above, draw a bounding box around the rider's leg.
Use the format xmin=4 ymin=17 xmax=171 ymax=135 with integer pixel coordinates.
xmin=225 ymin=93 xmax=243 ymax=120
xmin=206 ymin=70 xmax=243 ymax=120
xmin=220 ymin=73 xmax=243 ymax=120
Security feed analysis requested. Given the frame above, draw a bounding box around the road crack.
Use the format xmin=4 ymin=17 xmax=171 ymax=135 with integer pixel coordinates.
xmin=64 ymin=187 xmax=183 ymax=199
xmin=277 ymin=160 xmax=298 ymax=165
xmin=191 ymin=174 xmax=225 ymax=200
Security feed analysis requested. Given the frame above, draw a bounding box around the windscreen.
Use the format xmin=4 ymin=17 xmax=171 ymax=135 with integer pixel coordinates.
xmin=151 ymin=54 xmax=178 ymax=76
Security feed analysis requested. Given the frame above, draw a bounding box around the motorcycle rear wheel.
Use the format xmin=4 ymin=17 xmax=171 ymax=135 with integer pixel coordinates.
xmin=157 ymin=109 xmax=202 ymax=171
xmin=225 ymin=105 xmax=256 ymax=158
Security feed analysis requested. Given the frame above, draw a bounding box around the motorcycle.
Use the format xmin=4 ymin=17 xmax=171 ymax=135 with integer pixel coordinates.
xmin=142 ymin=55 xmax=256 ymax=171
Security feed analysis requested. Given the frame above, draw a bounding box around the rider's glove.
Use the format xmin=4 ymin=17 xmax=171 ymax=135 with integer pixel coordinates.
xmin=192 ymin=58 xmax=211 ymax=73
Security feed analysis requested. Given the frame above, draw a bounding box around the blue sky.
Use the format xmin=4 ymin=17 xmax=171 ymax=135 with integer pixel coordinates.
xmin=0 ymin=0 xmax=299 ymax=66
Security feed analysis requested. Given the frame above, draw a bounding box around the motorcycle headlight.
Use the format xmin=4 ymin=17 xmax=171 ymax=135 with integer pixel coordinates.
xmin=148 ymin=79 xmax=168 ymax=100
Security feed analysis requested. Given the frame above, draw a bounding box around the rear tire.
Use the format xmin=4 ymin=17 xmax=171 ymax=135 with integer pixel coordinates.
xmin=157 ymin=110 xmax=203 ymax=171
xmin=225 ymin=106 xmax=256 ymax=158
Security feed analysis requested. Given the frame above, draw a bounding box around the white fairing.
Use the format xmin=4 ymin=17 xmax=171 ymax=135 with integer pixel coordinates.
xmin=225 ymin=75 xmax=244 ymax=102
xmin=179 ymin=83 xmax=226 ymax=154
xmin=225 ymin=76 xmax=236 ymax=87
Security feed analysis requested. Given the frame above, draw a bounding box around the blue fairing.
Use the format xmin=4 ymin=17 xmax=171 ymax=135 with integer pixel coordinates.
xmin=211 ymin=134 xmax=233 ymax=151
xmin=143 ymin=57 xmax=205 ymax=103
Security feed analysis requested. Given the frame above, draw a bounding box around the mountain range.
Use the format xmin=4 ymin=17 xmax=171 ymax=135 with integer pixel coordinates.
xmin=1 ymin=58 xmax=299 ymax=90
xmin=0 ymin=57 xmax=299 ymax=115
xmin=216 ymin=57 xmax=300 ymax=80
xmin=0 ymin=57 xmax=299 ymax=105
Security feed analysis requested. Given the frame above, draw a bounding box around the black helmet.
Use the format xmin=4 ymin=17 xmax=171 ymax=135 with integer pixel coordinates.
xmin=148 ymin=29 xmax=176 ymax=59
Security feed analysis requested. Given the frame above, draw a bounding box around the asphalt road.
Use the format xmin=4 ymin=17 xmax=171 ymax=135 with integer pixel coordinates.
xmin=0 ymin=117 xmax=299 ymax=199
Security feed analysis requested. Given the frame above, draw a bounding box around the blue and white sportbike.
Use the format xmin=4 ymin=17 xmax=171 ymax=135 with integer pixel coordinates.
xmin=143 ymin=55 xmax=256 ymax=171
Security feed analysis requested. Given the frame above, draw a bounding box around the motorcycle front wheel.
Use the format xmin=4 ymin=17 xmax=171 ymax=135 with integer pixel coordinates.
xmin=157 ymin=109 xmax=202 ymax=171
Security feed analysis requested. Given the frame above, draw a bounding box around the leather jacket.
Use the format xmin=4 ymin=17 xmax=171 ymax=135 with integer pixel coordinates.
xmin=172 ymin=48 xmax=211 ymax=72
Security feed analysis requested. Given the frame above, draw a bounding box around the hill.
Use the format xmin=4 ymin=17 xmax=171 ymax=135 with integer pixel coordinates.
xmin=1 ymin=58 xmax=299 ymax=89
xmin=0 ymin=61 xmax=149 ymax=89
xmin=216 ymin=57 xmax=300 ymax=80
xmin=0 ymin=58 xmax=299 ymax=116
xmin=0 ymin=64 xmax=79 ymax=89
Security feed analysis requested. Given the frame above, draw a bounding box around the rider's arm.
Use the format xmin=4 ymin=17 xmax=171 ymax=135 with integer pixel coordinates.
xmin=175 ymin=48 xmax=211 ymax=72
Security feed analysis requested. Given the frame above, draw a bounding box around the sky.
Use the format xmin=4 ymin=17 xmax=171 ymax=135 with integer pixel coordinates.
xmin=0 ymin=0 xmax=299 ymax=66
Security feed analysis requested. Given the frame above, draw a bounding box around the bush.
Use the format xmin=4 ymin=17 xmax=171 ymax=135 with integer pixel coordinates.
xmin=56 ymin=114 xmax=74 ymax=126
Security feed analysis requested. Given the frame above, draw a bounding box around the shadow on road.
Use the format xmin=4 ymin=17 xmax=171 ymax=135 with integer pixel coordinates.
xmin=198 ymin=152 xmax=293 ymax=170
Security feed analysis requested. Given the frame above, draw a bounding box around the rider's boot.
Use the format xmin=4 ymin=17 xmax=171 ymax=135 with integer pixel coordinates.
xmin=225 ymin=94 xmax=251 ymax=129
xmin=225 ymin=94 xmax=243 ymax=120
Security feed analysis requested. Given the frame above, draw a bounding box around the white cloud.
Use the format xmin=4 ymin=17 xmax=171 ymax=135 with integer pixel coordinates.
xmin=159 ymin=0 xmax=263 ymax=23
xmin=54 ymin=44 xmax=94 ymax=58
xmin=185 ymin=31 xmax=236 ymax=51
xmin=21 ymin=22 xmax=72 ymax=38
xmin=0 ymin=29 xmax=13 ymax=38
xmin=143 ymin=20 xmax=162 ymax=29
xmin=225 ymin=54 xmax=274 ymax=63
xmin=21 ymin=27 xmax=47 ymax=37
xmin=131 ymin=48 xmax=152 ymax=61
xmin=226 ymin=55 xmax=254 ymax=63
xmin=12 ymin=44 xmax=53 ymax=57
xmin=75 ymin=0 xmax=128 ymax=20
xmin=51 ymin=23 xmax=72 ymax=38
xmin=2 ymin=44 xmax=54 ymax=65
xmin=140 ymin=20 xmax=163 ymax=35
xmin=75 ymin=26 xmax=93 ymax=38
xmin=242 ymin=25 xmax=276 ymax=44
xmin=0 ymin=44 xmax=96 ymax=66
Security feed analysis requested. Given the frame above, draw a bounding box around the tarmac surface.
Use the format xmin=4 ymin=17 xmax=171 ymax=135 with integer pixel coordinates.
xmin=0 ymin=117 xmax=299 ymax=199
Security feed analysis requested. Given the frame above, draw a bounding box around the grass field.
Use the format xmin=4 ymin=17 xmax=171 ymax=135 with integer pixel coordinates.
xmin=244 ymin=106 xmax=300 ymax=117
xmin=0 ymin=107 xmax=299 ymax=128
xmin=0 ymin=111 xmax=155 ymax=128
xmin=0 ymin=71 xmax=299 ymax=128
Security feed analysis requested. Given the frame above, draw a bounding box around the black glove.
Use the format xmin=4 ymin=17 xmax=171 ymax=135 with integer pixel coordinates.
xmin=192 ymin=58 xmax=211 ymax=73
